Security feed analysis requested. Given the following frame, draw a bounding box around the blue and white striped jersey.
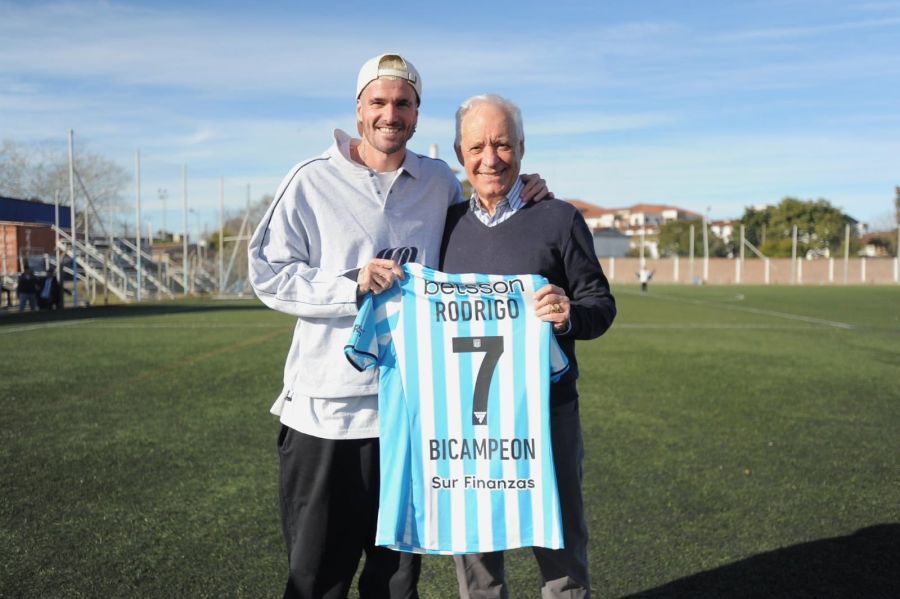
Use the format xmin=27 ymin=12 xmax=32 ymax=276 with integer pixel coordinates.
xmin=345 ymin=263 xmax=568 ymax=555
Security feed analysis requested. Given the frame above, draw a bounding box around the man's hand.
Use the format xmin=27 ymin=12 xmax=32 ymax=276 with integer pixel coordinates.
xmin=534 ymin=284 xmax=570 ymax=333
xmin=520 ymin=173 xmax=554 ymax=203
xmin=357 ymin=259 xmax=404 ymax=295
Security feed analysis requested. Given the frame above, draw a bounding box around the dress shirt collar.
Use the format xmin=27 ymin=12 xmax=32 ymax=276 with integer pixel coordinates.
xmin=469 ymin=177 xmax=524 ymax=227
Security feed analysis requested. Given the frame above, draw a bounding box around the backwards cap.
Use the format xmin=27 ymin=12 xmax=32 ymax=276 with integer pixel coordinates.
xmin=356 ymin=53 xmax=421 ymax=102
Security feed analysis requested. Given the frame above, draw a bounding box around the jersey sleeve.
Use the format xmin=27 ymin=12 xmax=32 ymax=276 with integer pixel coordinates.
xmin=344 ymin=293 xmax=379 ymax=372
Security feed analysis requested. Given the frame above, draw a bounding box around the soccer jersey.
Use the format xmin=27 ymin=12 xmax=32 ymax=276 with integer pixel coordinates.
xmin=344 ymin=263 xmax=568 ymax=555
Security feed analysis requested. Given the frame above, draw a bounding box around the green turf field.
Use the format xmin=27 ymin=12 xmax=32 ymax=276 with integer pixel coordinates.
xmin=2 ymin=285 xmax=898 ymax=598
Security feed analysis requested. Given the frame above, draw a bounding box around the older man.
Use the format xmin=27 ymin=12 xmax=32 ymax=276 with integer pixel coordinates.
xmin=249 ymin=56 xmax=551 ymax=599
xmin=440 ymin=94 xmax=616 ymax=599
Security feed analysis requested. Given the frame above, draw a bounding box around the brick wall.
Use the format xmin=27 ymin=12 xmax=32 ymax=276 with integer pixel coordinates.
xmin=1 ymin=224 xmax=58 ymax=274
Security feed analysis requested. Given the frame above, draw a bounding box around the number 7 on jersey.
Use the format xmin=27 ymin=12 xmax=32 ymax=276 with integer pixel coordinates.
xmin=452 ymin=335 xmax=504 ymax=426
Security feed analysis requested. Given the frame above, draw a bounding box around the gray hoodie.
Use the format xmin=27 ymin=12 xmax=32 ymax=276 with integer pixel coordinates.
xmin=249 ymin=129 xmax=462 ymax=413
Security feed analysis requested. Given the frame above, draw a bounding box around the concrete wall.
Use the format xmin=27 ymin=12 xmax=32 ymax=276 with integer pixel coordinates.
xmin=602 ymin=257 xmax=900 ymax=285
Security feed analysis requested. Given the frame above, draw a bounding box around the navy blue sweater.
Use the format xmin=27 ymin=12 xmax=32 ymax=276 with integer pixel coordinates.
xmin=440 ymin=199 xmax=616 ymax=404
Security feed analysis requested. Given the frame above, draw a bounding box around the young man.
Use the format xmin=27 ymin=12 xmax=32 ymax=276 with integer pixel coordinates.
xmin=441 ymin=94 xmax=617 ymax=599
xmin=248 ymin=56 xmax=550 ymax=599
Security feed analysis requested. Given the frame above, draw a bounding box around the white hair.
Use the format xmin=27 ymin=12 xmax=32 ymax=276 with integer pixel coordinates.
xmin=454 ymin=94 xmax=524 ymax=150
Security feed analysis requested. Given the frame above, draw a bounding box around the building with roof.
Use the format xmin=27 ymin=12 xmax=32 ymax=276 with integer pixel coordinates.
xmin=710 ymin=220 xmax=735 ymax=245
xmin=565 ymin=200 xmax=704 ymax=258
xmin=1 ymin=195 xmax=72 ymax=274
xmin=565 ymin=199 xmax=629 ymax=257
xmin=591 ymin=227 xmax=630 ymax=258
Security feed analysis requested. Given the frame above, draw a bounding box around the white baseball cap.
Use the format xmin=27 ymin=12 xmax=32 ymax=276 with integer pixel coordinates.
xmin=356 ymin=53 xmax=422 ymax=102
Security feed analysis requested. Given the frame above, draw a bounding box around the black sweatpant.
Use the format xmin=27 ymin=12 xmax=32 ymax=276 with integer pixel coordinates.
xmin=278 ymin=426 xmax=420 ymax=599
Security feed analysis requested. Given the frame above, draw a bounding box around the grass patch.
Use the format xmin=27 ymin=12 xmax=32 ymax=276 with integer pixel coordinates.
xmin=1 ymin=287 xmax=898 ymax=597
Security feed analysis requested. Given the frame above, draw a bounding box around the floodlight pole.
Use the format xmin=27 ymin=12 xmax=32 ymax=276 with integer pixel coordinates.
xmin=843 ymin=224 xmax=850 ymax=285
xmin=158 ymin=188 xmax=168 ymax=240
xmin=103 ymin=252 xmax=109 ymax=305
xmin=791 ymin=225 xmax=798 ymax=284
xmin=702 ymin=209 xmax=709 ymax=282
xmin=182 ymin=164 xmax=188 ymax=296
xmin=54 ymin=190 xmax=61 ymax=284
xmin=135 ymin=150 xmax=143 ymax=302
xmin=895 ymin=226 xmax=900 ymax=283
xmin=689 ymin=224 xmax=695 ymax=283
xmin=68 ymin=129 xmax=78 ymax=307
xmin=244 ymin=183 xmax=251 ymax=285
xmin=219 ymin=176 xmax=225 ymax=295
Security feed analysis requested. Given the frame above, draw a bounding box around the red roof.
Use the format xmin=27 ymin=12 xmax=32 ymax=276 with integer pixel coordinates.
xmin=565 ymin=199 xmax=706 ymax=221
xmin=564 ymin=199 xmax=610 ymax=218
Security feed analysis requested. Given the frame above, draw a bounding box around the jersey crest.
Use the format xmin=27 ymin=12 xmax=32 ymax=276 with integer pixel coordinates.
xmin=376 ymin=245 xmax=418 ymax=264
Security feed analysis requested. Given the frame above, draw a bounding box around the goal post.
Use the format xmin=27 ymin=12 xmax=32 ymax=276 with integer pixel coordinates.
xmin=741 ymin=233 xmax=771 ymax=285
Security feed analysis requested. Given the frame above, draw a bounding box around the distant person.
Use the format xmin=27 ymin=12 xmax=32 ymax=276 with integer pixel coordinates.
xmin=1 ymin=280 xmax=12 ymax=307
xmin=440 ymin=93 xmax=616 ymax=599
xmin=637 ymin=266 xmax=654 ymax=293
xmin=17 ymin=266 xmax=39 ymax=312
xmin=38 ymin=267 xmax=64 ymax=310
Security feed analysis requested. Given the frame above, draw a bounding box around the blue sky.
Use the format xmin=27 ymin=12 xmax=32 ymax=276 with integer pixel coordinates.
xmin=3 ymin=0 xmax=899 ymax=237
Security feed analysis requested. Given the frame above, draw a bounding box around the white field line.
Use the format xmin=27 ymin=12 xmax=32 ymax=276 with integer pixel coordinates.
xmin=616 ymin=323 xmax=835 ymax=330
xmin=0 ymin=318 xmax=99 ymax=335
xmin=620 ymin=289 xmax=855 ymax=330
xmin=0 ymin=320 xmax=283 ymax=334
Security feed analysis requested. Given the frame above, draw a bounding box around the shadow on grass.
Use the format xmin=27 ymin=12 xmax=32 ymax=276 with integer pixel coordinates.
xmin=624 ymin=524 xmax=898 ymax=599
xmin=0 ymin=299 xmax=268 ymax=327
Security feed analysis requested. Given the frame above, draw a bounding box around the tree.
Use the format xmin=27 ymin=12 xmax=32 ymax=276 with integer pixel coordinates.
xmin=737 ymin=205 xmax=773 ymax=247
xmin=738 ymin=197 xmax=857 ymax=257
xmin=657 ymin=218 xmax=728 ymax=257
xmin=0 ymin=138 xmax=128 ymax=234
xmin=205 ymin=194 xmax=272 ymax=250
xmin=0 ymin=140 xmax=30 ymax=197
